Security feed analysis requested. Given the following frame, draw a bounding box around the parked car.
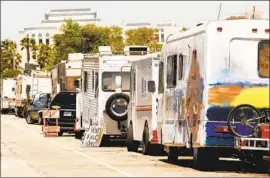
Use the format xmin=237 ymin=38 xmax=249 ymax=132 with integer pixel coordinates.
xmin=25 ymin=93 xmax=51 ymax=125
xmin=47 ymin=91 xmax=77 ymax=136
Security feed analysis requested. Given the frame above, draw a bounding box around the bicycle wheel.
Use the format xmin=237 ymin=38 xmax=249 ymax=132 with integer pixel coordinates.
xmin=227 ymin=104 xmax=261 ymax=138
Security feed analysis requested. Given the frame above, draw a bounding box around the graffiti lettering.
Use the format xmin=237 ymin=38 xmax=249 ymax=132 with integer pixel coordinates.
xmin=81 ymin=126 xmax=104 ymax=148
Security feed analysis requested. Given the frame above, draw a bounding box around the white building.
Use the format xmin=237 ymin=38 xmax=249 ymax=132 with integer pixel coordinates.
xmin=122 ymin=21 xmax=184 ymax=44
xmin=18 ymin=8 xmax=101 ymax=69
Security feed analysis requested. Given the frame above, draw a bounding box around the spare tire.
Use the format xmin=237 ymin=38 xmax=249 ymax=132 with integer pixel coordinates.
xmin=105 ymin=93 xmax=130 ymax=122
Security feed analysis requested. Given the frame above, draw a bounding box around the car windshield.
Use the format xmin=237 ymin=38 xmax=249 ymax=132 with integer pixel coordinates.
xmin=33 ymin=94 xmax=49 ymax=106
xmin=50 ymin=92 xmax=76 ymax=109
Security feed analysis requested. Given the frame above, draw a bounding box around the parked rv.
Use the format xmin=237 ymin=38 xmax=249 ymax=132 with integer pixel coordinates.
xmin=76 ymin=46 xmax=150 ymax=143
xmin=1 ymin=78 xmax=16 ymax=114
xmin=151 ymin=19 xmax=269 ymax=169
xmin=15 ymin=70 xmax=52 ymax=118
xmin=126 ymin=53 xmax=164 ymax=155
xmin=51 ymin=53 xmax=83 ymax=97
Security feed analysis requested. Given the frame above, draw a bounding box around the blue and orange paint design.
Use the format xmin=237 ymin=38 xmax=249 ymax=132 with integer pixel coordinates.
xmin=205 ymin=82 xmax=270 ymax=146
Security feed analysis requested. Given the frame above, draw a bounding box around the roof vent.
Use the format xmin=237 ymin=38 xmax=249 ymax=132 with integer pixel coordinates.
xmin=124 ymin=45 xmax=149 ymax=56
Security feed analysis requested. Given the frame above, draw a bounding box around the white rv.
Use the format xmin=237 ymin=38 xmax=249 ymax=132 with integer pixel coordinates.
xmin=1 ymin=78 xmax=16 ymax=114
xmin=154 ymin=19 xmax=269 ymax=169
xmin=15 ymin=70 xmax=52 ymax=118
xmin=51 ymin=53 xmax=83 ymax=97
xmin=75 ymin=46 xmax=150 ymax=142
xmin=126 ymin=53 xmax=164 ymax=155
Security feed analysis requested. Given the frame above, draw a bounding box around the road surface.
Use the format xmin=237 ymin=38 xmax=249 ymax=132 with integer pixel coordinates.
xmin=1 ymin=114 xmax=268 ymax=177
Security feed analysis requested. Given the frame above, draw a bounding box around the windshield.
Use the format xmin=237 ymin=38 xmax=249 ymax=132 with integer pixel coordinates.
xmin=102 ymin=72 xmax=130 ymax=92
xmin=33 ymin=94 xmax=50 ymax=106
xmin=50 ymin=92 xmax=76 ymax=109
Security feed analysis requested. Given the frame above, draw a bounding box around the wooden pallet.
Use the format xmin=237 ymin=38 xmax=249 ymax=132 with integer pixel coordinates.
xmin=42 ymin=109 xmax=60 ymax=137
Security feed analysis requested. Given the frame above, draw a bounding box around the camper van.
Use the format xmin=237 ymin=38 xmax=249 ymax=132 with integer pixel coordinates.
xmin=1 ymin=78 xmax=16 ymax=114
xmin=15 ymin=71 xmax=52 ymax=118
xmin=126 ymin=53 xmax=164 ymax=154
xmin=75 ymin=46 xmax=150 ymax=142
xmin=153 ymin=19 xmax=269 ymax=169
xmin=51 ymin=53 xmax=83 ymax=97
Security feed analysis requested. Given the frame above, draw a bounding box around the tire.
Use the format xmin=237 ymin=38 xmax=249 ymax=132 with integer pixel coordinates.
xmin=168 ymin=148 xmax=178 ymax=163
xmin=126 ymin=124 xmax=139 ymax=152
xmin=58 ymin=131 xmax=64 ymax=136
xmin=193 ymin=148 xmax=219 ymax=170
xmin=25 ymin=112 xmax=34 ymax=124
xmin=75 ymin=131 xmax=83 ymax=140
xmin=227 ymin=104 xmax=261 ymax=138
xmin=142 ymin=125 xmax=152 ymax=155
xmin=105 ymin=93 xmax=129 ymax=122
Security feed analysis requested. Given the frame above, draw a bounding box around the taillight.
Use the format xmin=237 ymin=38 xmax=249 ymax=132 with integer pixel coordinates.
xmin=217 ymin=27 xmax=222 ymax=32
xmin=265 ymin=29 xmax=269 ymax=33
xmin=214 ymin=126 xmax=230 ymax=133
xmin=252 ymin=28 xmax=258 ymax=33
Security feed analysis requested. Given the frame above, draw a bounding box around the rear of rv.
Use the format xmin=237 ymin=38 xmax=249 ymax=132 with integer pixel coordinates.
xmin=204 ymin=20 xmax=269 ymax=149
xmin=1 ymin=78 xmax=16 ymax=113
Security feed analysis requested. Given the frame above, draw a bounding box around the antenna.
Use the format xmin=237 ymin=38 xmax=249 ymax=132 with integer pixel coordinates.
xmin=217 ymin=3 xmax=222 ymax=20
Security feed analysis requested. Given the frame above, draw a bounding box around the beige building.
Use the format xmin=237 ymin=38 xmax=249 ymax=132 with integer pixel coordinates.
xmin=18 ymin=8 xmax=101 ymax=69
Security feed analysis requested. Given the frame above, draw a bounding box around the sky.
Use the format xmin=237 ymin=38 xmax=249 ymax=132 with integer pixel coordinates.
xmin=1 ymin=1 xmax=269 ymax=41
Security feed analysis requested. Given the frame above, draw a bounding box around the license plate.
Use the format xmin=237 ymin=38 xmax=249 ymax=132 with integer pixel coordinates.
xmin=64 ymin=112 xmax=72 ymax=117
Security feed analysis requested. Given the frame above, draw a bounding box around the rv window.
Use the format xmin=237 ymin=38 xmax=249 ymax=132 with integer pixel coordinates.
xmin=102 ymin=72 xmax=130 ymax=92
xmin=84 ymin=71 xmax=88 ymax=92
xmin=132 ymin=70 xmax=136 ymax=93
xmin=158 ymin=61 xmax=164 ymax=93
xmin=258 ymin=40 xmax=269 ymax=78
xmin=178 ymin=54 xmax=184 ymax=80
xmin=141 ymin=78 xmax=146 ymax=94
xmin=92 ymin=71 xmax=94 ymax=91
xmin=94 ymin=72 xmax=99 ymax=98
xmin=166 ymin=55 xmax=177 ymax=88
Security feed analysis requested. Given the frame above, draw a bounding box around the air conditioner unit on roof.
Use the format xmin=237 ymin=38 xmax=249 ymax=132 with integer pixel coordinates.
xmin=124 ymin=45 xmax=150 ymax=56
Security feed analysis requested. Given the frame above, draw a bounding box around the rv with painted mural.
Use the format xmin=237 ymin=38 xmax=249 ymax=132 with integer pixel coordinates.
xmin=154 ymin=19 xmax=269 ymax=169
xmin=1 ymin=78 xmax=16 ymax=114
xmin=76 ymin=46 xmax=150 ymax=143
xmin=126 ymin=53 xmax=164 ymax=154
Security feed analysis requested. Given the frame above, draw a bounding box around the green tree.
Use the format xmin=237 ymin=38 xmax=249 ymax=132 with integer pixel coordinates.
xmin=125 ymin=27 xmax=160 ymax=52
xmin=1 ymin=39 xmax=22 ymax=69
xmin=1 ymin=68 xmax=22 ymax=79
xmin=53 ymin=19 xmax=83 ymax=63
xmin=35 ymin=44 xmax=56 ymax=70
xmin=20 ymin=37 xmax=37 ymax=63
xmin=1 ymin=39 xmax=22 ymax=78
xmin=107 ymin=26 xmax=124 ymax=53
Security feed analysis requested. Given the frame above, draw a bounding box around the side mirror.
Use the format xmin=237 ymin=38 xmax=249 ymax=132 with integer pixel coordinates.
xmin=148 ymin=81 xmax=156 ymax=93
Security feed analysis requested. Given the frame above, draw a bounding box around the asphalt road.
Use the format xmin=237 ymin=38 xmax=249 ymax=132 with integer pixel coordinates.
xmin=1 ymin=114 xmax=268 ymax=177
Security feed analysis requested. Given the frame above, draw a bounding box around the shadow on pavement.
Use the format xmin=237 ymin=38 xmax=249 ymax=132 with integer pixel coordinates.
xmin=159 ymin=157 xmax=269 ymax=175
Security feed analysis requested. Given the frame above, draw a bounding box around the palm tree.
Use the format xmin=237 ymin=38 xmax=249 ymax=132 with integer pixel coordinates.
xmin=1 ymin=39 xmax=22 ymax=69
xmin=20 ymin=37 xmax=36 ymax=63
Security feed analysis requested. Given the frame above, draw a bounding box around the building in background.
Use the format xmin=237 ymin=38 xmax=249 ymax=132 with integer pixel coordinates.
xmin=122 ymin=21 xmax=184 ymax=44
xmin=18 ymin=8 xmax=101 ymax=69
